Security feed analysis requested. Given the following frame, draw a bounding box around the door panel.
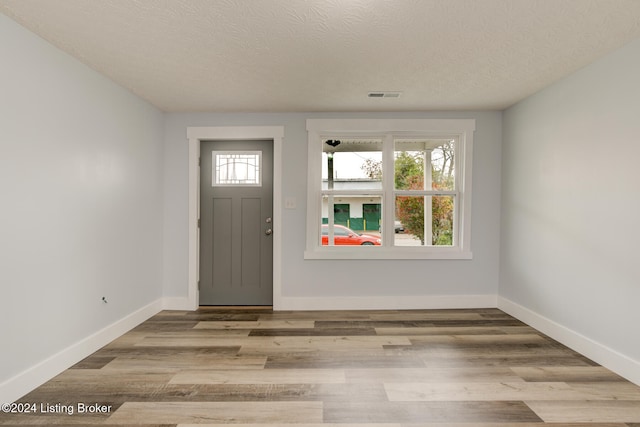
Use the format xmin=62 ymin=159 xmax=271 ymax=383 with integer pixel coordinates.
xmin=212 ymin=198 xmax=232 ymax=287
xmin=200 ymin=140 xmax=273 ymax=305
xmin=241 ymin=198 xmax=261 ymax=287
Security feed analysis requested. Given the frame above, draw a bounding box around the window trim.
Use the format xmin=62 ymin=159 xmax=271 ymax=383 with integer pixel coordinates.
xmin=304 ymin=118 xmax=475 ymax=260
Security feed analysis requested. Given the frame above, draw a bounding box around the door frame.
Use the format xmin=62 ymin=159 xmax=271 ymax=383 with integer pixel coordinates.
xmin=187 ymin=126 xmax=284 ymax=310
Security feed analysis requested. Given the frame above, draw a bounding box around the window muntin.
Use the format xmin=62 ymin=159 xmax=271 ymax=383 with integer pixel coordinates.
xmin=305 ymin=119 xmax=474 ymax=259
xmin=212 ymin=151 xmax=261 ymax=186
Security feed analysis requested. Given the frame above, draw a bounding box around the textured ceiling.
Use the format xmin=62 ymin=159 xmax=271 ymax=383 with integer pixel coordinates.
xmin=2 ymin=0 xmax=640 ymax=112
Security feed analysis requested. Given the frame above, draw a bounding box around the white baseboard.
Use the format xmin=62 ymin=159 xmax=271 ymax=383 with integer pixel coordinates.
xmin=0 ymin=299 xmax=163 ymax=404
xmin=498 ymin=296 xmax=640 ymax=387
xmin=162 ymin=296 xmax=197 ymax=311
xmin=277 ymin=294 xmax=498 ymax=311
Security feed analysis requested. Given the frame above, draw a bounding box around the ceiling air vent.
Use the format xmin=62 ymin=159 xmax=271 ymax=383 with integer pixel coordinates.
xmin=368 ymin=91 xmax=402 ymax=98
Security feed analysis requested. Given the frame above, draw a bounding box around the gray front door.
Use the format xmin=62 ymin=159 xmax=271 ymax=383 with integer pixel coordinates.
xmin=199 ymin=140 xmax=273 ymax=305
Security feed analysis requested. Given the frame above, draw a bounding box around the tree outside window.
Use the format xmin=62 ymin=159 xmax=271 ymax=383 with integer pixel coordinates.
xmin=395 ymin=142 xmax=455 ymax=245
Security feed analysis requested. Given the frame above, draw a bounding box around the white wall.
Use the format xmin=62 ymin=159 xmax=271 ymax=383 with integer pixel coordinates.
xmin=501 ymin=38 xmax=640 ymax=384
xmin=163 ymin=111 xmax=502 ymax=308
xmin=0 ymin=15 xmax=164 ymax=400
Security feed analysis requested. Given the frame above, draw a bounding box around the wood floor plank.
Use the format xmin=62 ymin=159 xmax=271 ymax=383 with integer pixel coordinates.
xmin=401 ymin=346 xmax=596 ymax=368
xmin=257 ymin=310 xmax=384 ymax=320
xmin=70 ymin=355 xmax=116 ymax=369
xmin=563 ymin=382 xmax=640 ymax=400
xmin=316 ymin=319 xmax=527 ymax=328
xmin=145 ymin=383 xmax=388 ymax=403
xmin=132 ymin=320 xmax=200 ymax=332
xmin=525 ymin=400 xmax=640 ymax=423
xmin=43 ymin=370 xmax=176 ymax=385
xmin=265 ymin=353 xmax=426 ymax=369
xmin=385 ymin=382 xmax=584 ymax=401
xmin=248 ymin=327 xmax=377 ymax=336
xmin=415 ymin=354 xmax=596 ymax=368
xmin=345 ymin=367 xmax=525 ymax=383
xmin=149 ymin=329 xmax=252 ymax=337
xmin=169 ymin=368 xmax=346 ymax=384
xmin=133 ymin=335 xmax=410 ymax=351
xmin=323 ymin=401 xmax=543 ymax=423
xmin=405 ymin=333 xmax=549 ymax=345
xmin=176 ymin=313 xmax=262 ymax=321
xmin=368 ymin=310 xmax=491 ymax=321
xmin=17 ymin=383 xmax=384 ymax=404
xmin=101 ymin=331 xmax=150 ymax=348
xmin=0 ymin=412 xmax=117 ymax=425
xmin=511 ymin=366 xmax=627 ymax=382
xmin=103 ymin=355 xmax=266 ymax=371
xmin=238 ymin=335 xmax=412 ymax=353
xmin=393 ymin=343 xmax=585 ymax=357
xmin=107 ymin=401 xmax=324 ymax=424
xmin=94 ymin=344 xmax=240 ymax=359
xmin=194 ymin=320 xmax=315 ymax=329
xmin=376 ymin=326 xmax=515 ymax=336
xmin=132 ymin=336 xmax=272 ymax=347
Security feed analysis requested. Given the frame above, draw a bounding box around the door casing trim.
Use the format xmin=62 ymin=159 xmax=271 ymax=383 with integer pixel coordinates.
xmin=187 ymin=126 xmax=284 ymax=310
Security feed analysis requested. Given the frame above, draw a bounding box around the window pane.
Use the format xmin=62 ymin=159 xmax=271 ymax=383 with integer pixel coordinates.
xmin=432 ymin=141 xmax=456 ymax=191
xmin=322 ymin=139 xmax=382 ymax=190
xmin=213 ymin=151 xmax=261 ymax=186
xmin=321 ymin=195 xmax=382 ymax=246
xmin=394 ymin=139 xmax=455 ymax=191
xmin=394 ymin=195 xmax=454 ymax=246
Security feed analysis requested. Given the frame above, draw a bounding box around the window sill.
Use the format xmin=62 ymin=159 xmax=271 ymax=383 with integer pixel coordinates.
xmin=304 ymin=247 xmax=473 ymax=260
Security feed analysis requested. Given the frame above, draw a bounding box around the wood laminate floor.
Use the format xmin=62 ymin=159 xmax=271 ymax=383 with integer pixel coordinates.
xmin=2 ymin=307 xmax=640 ymax=426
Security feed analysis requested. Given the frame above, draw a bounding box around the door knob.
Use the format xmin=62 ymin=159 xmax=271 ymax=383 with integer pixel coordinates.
xmin=265 ymin=228 xmax=272 ymax=236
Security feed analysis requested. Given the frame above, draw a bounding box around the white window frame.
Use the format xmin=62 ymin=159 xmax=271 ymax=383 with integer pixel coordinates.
xmin=304 ymin=118 xmax=474 ymax=260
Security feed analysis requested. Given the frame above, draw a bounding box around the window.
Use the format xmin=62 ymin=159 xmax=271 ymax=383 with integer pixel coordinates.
xmin=213 ymin=151 xmax=261 ymax=186
xmin=305 ymin=119 xmax=474 ymax=259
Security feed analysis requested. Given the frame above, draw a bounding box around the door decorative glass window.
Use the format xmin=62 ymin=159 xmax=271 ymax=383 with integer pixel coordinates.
xmin=212 ymin=151 xmax=262 ymax=186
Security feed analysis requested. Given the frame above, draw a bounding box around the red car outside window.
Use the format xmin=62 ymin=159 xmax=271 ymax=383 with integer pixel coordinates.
xmin=321 ymin=224 xmax=381 ymax=246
